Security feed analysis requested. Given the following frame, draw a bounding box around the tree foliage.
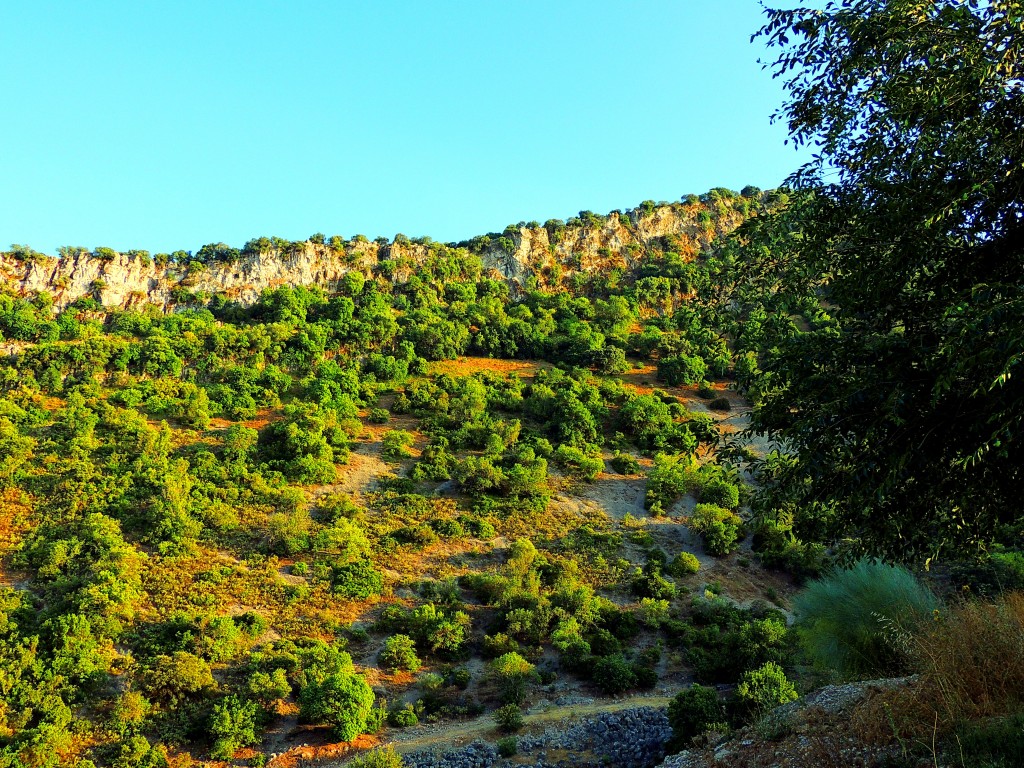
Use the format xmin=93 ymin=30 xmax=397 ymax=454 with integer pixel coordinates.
xmin=720 ymin=0 xmax=1024 ymax=560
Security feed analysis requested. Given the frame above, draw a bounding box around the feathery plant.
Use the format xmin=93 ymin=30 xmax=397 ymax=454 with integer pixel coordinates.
xmin=792 ymin=558 xmax=938 ymax=681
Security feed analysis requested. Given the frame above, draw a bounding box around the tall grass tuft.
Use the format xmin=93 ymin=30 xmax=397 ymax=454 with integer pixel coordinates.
xmin=913 ymin=591 xmax=1024 ymax=724
xmin=793 ymin=558 xmax=938 ymax=680
xmin=850 ymin=591 xmax=1024 ymax=760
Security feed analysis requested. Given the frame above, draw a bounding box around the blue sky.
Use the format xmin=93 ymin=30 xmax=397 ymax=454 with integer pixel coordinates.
xmin=0 ymin=1 xmax=807 ymax=255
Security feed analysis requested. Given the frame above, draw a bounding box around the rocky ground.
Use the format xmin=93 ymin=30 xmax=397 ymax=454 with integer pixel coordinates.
xmin=402 ymin=707 xmax=672 ymax=768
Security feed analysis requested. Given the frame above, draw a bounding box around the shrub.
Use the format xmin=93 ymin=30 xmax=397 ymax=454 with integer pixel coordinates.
xmin=368 ymin=408 xmax=390 ymax=424
xmin=248 ymin=668 xmax=291 ymax=703
xmin=482 ymin=633 xmax=520 ymax=659
xmin=688 ymin=504 xmax=743 ymax=556
xmin=143 ymin=652 xmax=216 ymax=704
xmin=493 ymin=703 xmax=524 ymax=733
xmin=428 ymin=517 xmax=464 ymax=538
xmin=638 ymin=598 xmax=671 ymax=628
xmin=299 ymin=670 xmax=375 ymax=741
xmin=379 ymin=634 xmax=421 ymax=672
xmin=667 ymin=684 xmax=726 ymax=745
xmin=496 ymin=736 xmax=518 ymax=757
xmin=700 ymin=479 xmax=740 ymax=509
xmin=446 ymin=667 xmax=472 ymax=689
xmin=488 ymin=652 xmax=538 ymax=705
xmin=387 ymin=703 xmax=418 ymax=727
xmin=659 ymin=354 xmax=707 ymax=386
xmin=708 ymin=397 xmax=731 ymax=411
xmin=645 ymin=454 xmax=699 ymax=513
xmin=632 ymin=568 xmax=678 ymax=601
xmin=109 ymin=691 xmax=152 ymax=736
xmin=668 ymin=551 xmax=701 ymax=576
xmin=949 ymin=550 xmax=1024 ymax=596
xmin=553 ymin=443 xmax=603 ymax=481
xmin=632 ymin=663 xmax=658 ymax=690
xmin=610 ymin=452 xmax=641 ymax=474
xmin=592 ymin=654 xmax=637 ymax=694
xmin=111 ymin=736 xmax=169 ymax=768
xmin=331 ymin=558 xmax=384 ymax=599
xmin=208 ymin=695 xmax=261 ymax=759
xmin=793 ymin=558 xmax=938 ymax=680
xmin=346 ymin=745 xmax=405 ymax=768
xmin=381 ymin=429 xmax=415 ymax=459
xmin=735 ymin=662 xmax=798 ymax=713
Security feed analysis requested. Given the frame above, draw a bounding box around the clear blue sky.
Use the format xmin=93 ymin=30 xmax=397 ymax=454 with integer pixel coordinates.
xmin=0 ymin=1 xmax=806 ymax=255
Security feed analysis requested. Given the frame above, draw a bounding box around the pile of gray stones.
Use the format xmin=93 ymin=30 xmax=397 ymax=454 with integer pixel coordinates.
xmin=403 ymin=707 xmax=672 ymax=768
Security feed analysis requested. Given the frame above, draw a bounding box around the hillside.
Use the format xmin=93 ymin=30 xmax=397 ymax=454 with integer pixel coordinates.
xmin=0 ymin=189 xmax=794 ymax=768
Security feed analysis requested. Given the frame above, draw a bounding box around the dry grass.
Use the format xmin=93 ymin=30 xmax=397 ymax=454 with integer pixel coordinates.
xmin=914 ymin=591 xmax=1024 ymax=723
xmin=851 ymin=592 xmax=1024 ymax=754
xmin=427 ymin=358 xmax=546 ymax=378
xmin=0 ymin=487 xmax=33 ymax=565
xmin=267 ymin=733 xmax=381 ymax=768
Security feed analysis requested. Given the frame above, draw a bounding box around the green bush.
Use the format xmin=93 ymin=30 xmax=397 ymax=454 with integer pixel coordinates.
xmin=645 ymin=454 xmax=699 ymax=513
xmin=111 ymin=736 xmax=169 ymax=768
xmin=299 ymin=670 xmax=375 ymax=741
xmin=793 ymin=558 xmax=939 ymax=680
xmin=496 ymin=736 xmax=518 ymax=757
xmin=735 ymin=662 xmax=798 ymax=712
xmin=688 ymin=504 xmax=743 ymax=556
xmin=592 ymin=654 xmax=637 ymax=694
xmin=143 ymin=652 xmax=216 ymax=704
xmin=248 ymin=668 xmax=291 ymax=703
xmin=368 ymin=408 xmax=390 ymax=424
xmin=482 ymin=633 xmax=520 ymax=659
xmin=668 ymin=551 xmax=701 ymax=576
xmin=632 ymin=567 xmax=678 ymax=600
xmin=488 ymin=652 xmax=538 ymax=705
xmin=331 ymin=558 xmax=384 ymax=599
xmin=553 ymin=443 xmax=604 ymax=481
xmin=346 ymin=745 xmax=405 ymax=768
xmin=379 ymin=634 xmax=421 ymax=672
xmin=208 ymin=695 xmax=261 ymax=759
xmin=638 ymin=598 xmax=671 ymax=628
xmin=381 ymin=429 xmax=415 ymax=459
xmin=667 ymin=684 xmax=726 ymax=745
xmin=700 ymin=479 xmax=739 ymax=509
xmin=387 ymin=703 xmax=418 ymax=727
xmin=610 ymin=452 xmax=641 ymax=474
xmin=493 ymin=703 xmax=524 ymax=733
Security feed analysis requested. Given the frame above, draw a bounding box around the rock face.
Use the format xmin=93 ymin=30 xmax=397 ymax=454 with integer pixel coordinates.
xmin=404 ymin=707 xmax=673 ymax=768
xmin=0 ymin=200 xmax=750 ymax=310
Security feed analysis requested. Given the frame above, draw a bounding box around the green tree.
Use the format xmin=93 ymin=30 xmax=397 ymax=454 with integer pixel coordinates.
xmin=299 ymin=670 xmax=375 ymax=741
xmin=208 ymin=695 xmax=261 ymax=759
xmin=667 ymin=684 xmax=726 ymax=745
xmin=488 ymin=651 xmax=538 ymax=705
xmin=735 ymin=662 xmax=798 ymax=713
xmin=723 ymin=1 xmax=1024 ymax=560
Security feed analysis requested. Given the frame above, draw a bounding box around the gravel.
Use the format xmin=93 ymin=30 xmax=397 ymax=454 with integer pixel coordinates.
xmin=403 ymin=707 xmax=672 ymax=768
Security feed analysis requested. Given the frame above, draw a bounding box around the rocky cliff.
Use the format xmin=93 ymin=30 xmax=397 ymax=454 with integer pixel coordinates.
xmin=0 ymin=196 xmax=754 ymax=310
